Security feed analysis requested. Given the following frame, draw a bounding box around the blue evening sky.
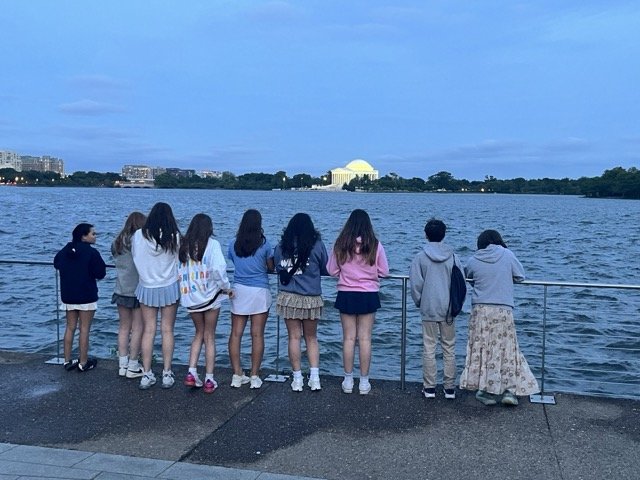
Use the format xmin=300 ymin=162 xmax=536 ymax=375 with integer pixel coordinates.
xmin=1 ymin=1 xmax=639 ymax=180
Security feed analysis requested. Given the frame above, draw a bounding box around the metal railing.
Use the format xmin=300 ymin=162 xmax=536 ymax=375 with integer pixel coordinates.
xmin=1 ymin=259 xmax=639 ymax=402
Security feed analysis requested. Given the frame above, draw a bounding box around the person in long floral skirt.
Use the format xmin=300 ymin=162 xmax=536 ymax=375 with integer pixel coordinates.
xmin=459 ymin=229 xmax=539 ymax=406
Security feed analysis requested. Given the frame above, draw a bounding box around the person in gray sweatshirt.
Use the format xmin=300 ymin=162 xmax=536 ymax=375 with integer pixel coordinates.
xmin=459 ymin=229 xmax=539 ymax=406
xmin=409 ymin=219 xmax=462 ymax=400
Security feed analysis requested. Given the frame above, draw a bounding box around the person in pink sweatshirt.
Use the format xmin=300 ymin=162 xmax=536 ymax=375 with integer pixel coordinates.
xmin=327 ymin=209 xmax=389 ymax=395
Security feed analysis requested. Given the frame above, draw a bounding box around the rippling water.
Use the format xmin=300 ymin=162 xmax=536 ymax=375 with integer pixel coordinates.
xmin=1 ymin=187 xmax=639 ymax=398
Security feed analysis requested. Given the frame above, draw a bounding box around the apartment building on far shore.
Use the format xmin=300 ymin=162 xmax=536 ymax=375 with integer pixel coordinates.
xmin=0 ymin=150 xmax=64 ymax=175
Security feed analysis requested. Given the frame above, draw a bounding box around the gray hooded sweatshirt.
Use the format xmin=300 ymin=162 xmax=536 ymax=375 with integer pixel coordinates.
xmin=409 ymin=242 xmax=462 ymax=322
xmin=464 ymin=244 xmax=525 ymax=308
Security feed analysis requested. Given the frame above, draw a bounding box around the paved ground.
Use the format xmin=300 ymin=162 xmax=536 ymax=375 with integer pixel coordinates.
xmin=1 ymin=350 xmax=639 ymax=479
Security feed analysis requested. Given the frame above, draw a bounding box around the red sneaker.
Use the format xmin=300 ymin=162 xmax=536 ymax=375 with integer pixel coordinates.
xmin=203 ymin=378 xmax=218 ymax=394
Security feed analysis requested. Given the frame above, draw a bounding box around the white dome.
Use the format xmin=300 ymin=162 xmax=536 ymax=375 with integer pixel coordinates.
xmin=345 ymin=159 xmax=375 ymax=172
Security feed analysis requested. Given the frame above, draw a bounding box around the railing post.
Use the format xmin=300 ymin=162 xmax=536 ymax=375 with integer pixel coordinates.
xmin=265 ymin=314 xmax=288 ymax=383
xmin=530 ymin=284 xmax=556 ymax=404
xmin=45 ymin=269 xmax=64 ymax=365
xmin=400 ymin=277 xmax=408 ymax=391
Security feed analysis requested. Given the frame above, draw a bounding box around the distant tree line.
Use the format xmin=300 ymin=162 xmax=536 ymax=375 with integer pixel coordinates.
xmin=0 ymin=168 xmax=124 ymax=187
xmin=2 ymin=166 xmax=639 ymax=199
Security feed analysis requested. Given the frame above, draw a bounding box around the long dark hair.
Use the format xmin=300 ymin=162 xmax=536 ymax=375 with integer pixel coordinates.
xmin=234 ymin=209 xmax=265 ymax=257
xmin=333 ymin=209 xmax=378 ymax=266
xmin=477 ymin=229 xmax=507 ymax=250
xmin=142 ymin=202 xmax=180 ymax=253
xmin=179 ymin=213 xmax=213 ymax=264
xmin=280 ymin=213 xmax=320 ymax=268
xmin=112 ymin=211 xmax=146 ymax=255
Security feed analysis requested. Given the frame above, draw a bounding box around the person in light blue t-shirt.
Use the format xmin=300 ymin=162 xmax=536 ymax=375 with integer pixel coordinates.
xmin=227 ymin=209 xmax=274 ymax=390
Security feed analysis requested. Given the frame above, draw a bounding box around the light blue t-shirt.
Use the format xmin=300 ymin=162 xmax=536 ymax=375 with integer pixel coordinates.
xmin=227 ymin=238 xmax=273 ymax=288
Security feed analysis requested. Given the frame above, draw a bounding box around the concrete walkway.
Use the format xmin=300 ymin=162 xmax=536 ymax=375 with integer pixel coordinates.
xmin=1 ymin=350 xmax=638 ymax=480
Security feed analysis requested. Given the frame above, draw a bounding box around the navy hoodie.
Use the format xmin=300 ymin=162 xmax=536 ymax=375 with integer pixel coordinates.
xmin=54 ymin=241 xmax=107 ymax=304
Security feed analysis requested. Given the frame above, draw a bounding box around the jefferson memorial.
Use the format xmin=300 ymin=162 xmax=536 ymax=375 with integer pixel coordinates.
xmin=330 ymin=159 xmax=379 ymax=186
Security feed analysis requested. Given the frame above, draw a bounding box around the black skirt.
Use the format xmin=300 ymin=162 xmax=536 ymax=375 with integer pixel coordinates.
xmin=334 ymin=291 xmax=381 ymax=315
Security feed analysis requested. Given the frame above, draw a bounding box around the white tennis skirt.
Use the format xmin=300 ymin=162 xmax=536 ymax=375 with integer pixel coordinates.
xmin=230 ymin=284 xmax=272 ymax=315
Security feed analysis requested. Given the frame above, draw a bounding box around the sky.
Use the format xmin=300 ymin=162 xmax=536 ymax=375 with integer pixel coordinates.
xmin=1 ymin=1 xmax=639 ymax=180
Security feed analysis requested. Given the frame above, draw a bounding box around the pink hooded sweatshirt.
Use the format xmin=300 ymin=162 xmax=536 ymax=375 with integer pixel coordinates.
xmin=327 ymin=237 xmax=389 ymax=292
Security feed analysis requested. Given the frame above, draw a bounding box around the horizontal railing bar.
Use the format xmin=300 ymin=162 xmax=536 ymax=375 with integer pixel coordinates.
xmin=3 ymin=259 xmax=640 ymax=291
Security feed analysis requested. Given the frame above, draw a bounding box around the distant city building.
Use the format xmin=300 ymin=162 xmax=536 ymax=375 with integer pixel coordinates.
xmin=330 ymin=159 xmax=379 ymax=186
xmin=198 ymin=170 xmax=223 ymax=179
xmin=165 ymin=168 xmax=195 ymax=178
xmin=0 ymin=151 xmax=22 ymax=171
xmin=122 ymin=164 xmax=153 ymax=180
xmin=21 ymin=155 xmax=64 ymax=175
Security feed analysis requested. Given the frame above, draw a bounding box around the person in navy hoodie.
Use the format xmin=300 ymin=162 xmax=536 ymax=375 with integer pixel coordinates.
xmin=54 ymin=223 xmax=107 ymax=372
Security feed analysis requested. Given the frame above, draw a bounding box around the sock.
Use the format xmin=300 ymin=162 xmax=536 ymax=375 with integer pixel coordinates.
xmin=119 ymin=355 xmax=128 ymax=368
xmin=360 ymin=375 xmax=370 ymax=385
xmin=128 ymin=359 xmax=140 ymax=369
xmin=310 ymin=367 xmax=319 ymax=379
xmin=189 ymin=367 xmax=198 ymax=376
xmin=344 ymin=371 xmax=353 ymax=379
xmin=205 ymin=373 xmax=214 ymax=381
xmin=293 ymin=370 xmax=303 ymax=380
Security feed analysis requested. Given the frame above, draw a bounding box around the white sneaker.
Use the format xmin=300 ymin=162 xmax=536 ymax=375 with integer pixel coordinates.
xmin=341 ymin=376 xmax=354 ymax=394
xmin=139 ymin=372 xmax=156 ymax=390
xmin=161 ymin=370 xmax=175 ymax=389
xmin=126 ymin=363 xmax=144 ymax=379
xmin=231 ymin=373 xmax=251 ymax=388
xmin=359 ymin=380 xmax=371 ymax=395
xmin=119 ymin=366 xmax=127 ymax=377
xmin=118 ymin=356 xmax=128 ymax=377
xmin=291 ymin=377 xmax=304 ymax=392
xmin=308 ymin=376 xmax=321 ymax=391
xmin=250 ymin=375 xmax=263 ymax=389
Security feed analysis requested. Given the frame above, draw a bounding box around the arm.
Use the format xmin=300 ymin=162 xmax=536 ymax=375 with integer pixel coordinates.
xmin=376 ymin=242 xmax=389 ymax=277
xmin=326 ymin=249 xmax=340 ymax=277
xmin=318 ymin=241 xmax=330 ymax=277
xmin=90 ymin=250 xmax=107 ymax=280
xmin=209 ymin=240 xmax=231 ymax=290
xmin=408 ymin=254 xmax=424 ymax=307
xmin=510 ymin=250 xmax=526 ymax=283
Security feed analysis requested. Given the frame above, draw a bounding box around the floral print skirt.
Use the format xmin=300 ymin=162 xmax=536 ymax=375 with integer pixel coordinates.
xmin=459 ymin=304 xmax=539 ymax=396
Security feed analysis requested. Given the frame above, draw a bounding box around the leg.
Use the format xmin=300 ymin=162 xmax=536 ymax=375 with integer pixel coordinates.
xmin=229 ymin=314 xmax=248 ymax=375
xmin=249 ymin=312 xmax=268 ymax=376
xmin=203 ymin=308 xmax=220 ymax=375
xmin=117 ymin=305 xmax=133 ymax=357
xmin=189 ymin=312 xmax=205 ymax=368
xmin=285 ymin=318 xmax=303 ymax=372
xmin=140 ymin=304 xmax=158 ymax=371
xmin=129 ymin=307 xmax=143 ymax=362
xmin=301 ymin=319 xmax=319 ymax=368
xmin=160 ymin=303 xmax=178 ymax=371
xmin=439 ymin=321 xmax=457 ymax=390
xmin=355 ymin=313 xmax=375 ymax=377
xmin=77 ymin=310 xmax=96 ymax=365
xmin=63 ymin=310 xmax=79 ymax=362
xmin=422 ymin=322 xmax=438 ymax=389
xmin=340 ymin=313 xmax=357 ymax=374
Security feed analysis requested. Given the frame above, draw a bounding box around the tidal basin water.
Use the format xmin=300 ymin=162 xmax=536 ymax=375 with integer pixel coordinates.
xmin=1 ymin=187 xmax=639 ymax=398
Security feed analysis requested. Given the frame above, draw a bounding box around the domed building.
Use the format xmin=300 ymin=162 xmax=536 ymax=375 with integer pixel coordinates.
xmin=330 ymin=159 xmax=379 ymax=186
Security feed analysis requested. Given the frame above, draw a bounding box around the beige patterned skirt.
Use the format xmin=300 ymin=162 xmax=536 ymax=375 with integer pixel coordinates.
xmin=459 ymin=304 xmax=539 ymax=396
xmin=276 ymin=291 xmax=323 ymax=320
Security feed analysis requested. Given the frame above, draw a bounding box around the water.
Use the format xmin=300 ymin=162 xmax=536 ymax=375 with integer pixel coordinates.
xmin=1 ymin=187 xmax=639 ymax=398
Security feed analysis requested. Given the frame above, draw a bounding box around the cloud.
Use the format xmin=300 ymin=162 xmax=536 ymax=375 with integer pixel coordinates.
xmin=58 ymin=99 xmax=126 ymax=116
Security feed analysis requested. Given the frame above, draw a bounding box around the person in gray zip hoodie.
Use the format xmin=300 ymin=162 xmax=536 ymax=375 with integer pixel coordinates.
xmin=459 ymin=229 xmax=539 ymax=407
xmin=409 ymin=219 xmax=462 ymax=400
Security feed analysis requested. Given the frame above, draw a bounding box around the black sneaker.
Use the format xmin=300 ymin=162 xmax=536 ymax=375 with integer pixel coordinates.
xmin=78 ymin=358 xmax=97 ymax=372
xmin=63 ymin=359 xmax=78 ymax=371
xmin=444 ymin=388 xmax=456 ymax=399
xmin=422 ymin=387 xmax=436 ymax=399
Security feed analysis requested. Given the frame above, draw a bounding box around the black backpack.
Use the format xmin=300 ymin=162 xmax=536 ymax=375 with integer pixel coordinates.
xmin=448 ymin=256 xmax=467 ymax=322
